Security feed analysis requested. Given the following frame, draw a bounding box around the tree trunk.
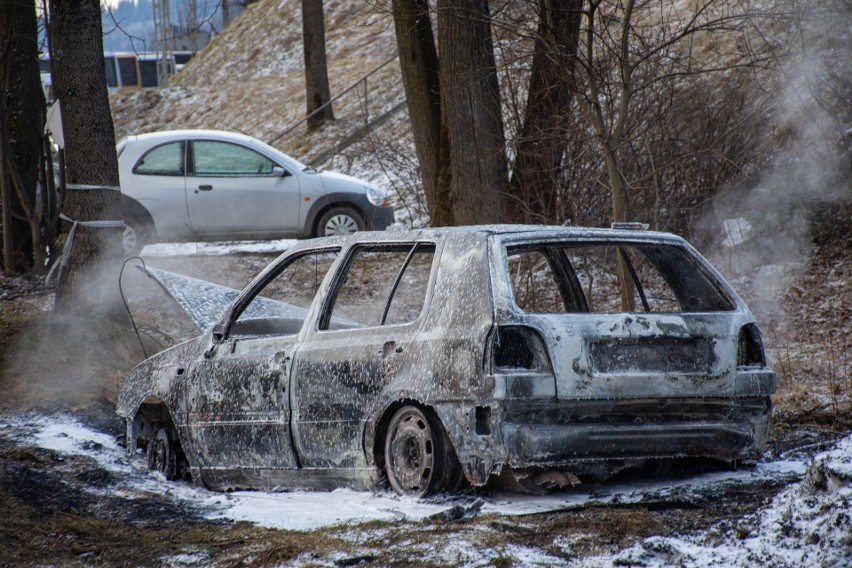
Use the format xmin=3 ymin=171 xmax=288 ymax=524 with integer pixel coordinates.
xmin=508 ymin=0 xmax=582 ymax=224
xmin=49 ymin=0 xmax=124 ymax=318
xmin=0 ymin=0 xmax=45 ymax=273
xmin=437 ymin=0 xmax=508 ymax=225
xmin=391 ymin=0 xmax=453 ymax=226
xmin=222 ymin=0 xmax=230 ymax=27
xmin=301 ymin=0 xmax=334 ymax=129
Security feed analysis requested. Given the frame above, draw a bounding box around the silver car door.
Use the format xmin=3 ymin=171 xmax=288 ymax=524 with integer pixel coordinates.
xmin=186 ymin=139 xmax=301 ymax=236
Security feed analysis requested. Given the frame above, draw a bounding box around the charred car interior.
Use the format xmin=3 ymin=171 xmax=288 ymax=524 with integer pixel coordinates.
xmin=118 ymin=225 xmax=776 ymax=497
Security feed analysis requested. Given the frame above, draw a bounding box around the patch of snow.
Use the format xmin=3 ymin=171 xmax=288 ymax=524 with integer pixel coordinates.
xmin=1 ymin=413 xmax=814 ymax=536
xmin=580 ymin=436 xmax=852 ymax=567
xmin=5 ymin=413 xmax=852 ymax=564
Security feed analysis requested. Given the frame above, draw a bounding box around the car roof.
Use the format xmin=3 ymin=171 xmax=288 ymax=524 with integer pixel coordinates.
xmin=125 ymin=129 xmax=258 ymax=145
xmin=302 ymin=225 xmax=686 ymax=247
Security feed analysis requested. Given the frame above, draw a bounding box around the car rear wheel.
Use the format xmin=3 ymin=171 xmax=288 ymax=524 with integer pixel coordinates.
xmin=123 ymin=217 xmax=150 ymax=255
xmin=317 ymin=206 xmax=365 ymax=237
xmin=146 ymin=427 xmax=177 ymax=480
xmin=384 ymin=406 xmax=462 ymax=497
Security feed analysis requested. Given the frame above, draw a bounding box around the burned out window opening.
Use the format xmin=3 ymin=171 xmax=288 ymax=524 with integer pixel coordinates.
xmin=319 ymin=243 xmax=435 ymax=330
xmin=506 ymin=242 xmax=735 ymax=315
xmin=229 ymin=249 xmax=340 ymax=338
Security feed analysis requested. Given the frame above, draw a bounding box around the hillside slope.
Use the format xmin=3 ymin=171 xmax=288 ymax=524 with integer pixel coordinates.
xmin=109 ymin=0 xmax=403 ymax=173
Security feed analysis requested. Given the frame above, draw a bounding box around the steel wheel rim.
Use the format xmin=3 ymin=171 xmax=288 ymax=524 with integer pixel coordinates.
xmin=323 ymin=214 xmax=358 ymax=236
xmin=146 ymin=428 xmax=176 ymax=479
xmin=387 ymin=409 xmax=435 ymax=495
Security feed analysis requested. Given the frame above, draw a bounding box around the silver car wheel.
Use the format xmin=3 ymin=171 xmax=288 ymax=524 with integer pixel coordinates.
xmin=123 ymin=224 xmax=138 ymax=256
xmin=323 ymin=214 xmax=359 ymax=236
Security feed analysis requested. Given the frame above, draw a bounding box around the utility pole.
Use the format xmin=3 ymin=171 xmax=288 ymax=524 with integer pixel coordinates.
xmin=152 ymin=0 xmax=173 ymax=86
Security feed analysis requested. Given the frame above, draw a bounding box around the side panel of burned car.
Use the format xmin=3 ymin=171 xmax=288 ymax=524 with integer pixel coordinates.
xmin=183 ymin=246 xmax=344 ymax=490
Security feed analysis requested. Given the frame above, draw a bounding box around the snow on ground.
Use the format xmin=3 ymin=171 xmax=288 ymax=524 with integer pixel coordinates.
xmin=2 ymin=413 xmax=815 ymax=534
xmin=4 ymin=412 xmax=851 ymax=564
xmin=580 ymin=438 xmax=852 ymax=568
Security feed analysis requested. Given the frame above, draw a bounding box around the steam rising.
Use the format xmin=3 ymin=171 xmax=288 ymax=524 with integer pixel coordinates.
xmin=703 ymin=5 xmax=851 ymax=345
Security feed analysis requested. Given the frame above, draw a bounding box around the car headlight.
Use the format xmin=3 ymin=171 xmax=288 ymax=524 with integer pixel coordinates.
xmin=365 ymin=184 xmax=389 ymax=206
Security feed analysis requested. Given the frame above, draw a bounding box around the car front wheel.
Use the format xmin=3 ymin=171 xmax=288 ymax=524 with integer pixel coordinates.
xmin=384 ymin=406 xmax=463 ymax=497
xmin=146 ymin=427 xmax=177 ymax=480
xmin=317 ymin=206 xmax=365 ymax=237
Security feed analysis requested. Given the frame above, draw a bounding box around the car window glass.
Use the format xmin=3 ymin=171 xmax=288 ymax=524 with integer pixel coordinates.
xmin=321 ymin=244 xmax=434 ymax=330
xmin=192 ymin=140 xmax=276 ymax=176
xmin=230 ymin=250 xmax=340 ymax=338
xmin=133 ymin=141 xmax=185 ymax=176
xmin=507 ymin=243 xmax=734 ymax=314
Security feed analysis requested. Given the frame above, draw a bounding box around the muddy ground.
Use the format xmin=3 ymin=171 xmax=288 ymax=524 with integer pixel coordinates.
xmin=0 ymin=227 xmax=849 ymax=567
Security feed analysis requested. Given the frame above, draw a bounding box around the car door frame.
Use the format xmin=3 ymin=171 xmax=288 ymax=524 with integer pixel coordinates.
xmin=289 ymin=240 xmax=440 ymax=470
xmin=183 ymin=243 xmax=344 ymax=488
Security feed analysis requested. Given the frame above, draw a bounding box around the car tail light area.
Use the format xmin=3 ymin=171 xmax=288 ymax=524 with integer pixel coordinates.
xmin=492 ymin=326 xmax=556 ymax=399
xmin=493 ymin=326 xmax=553 ymax=372
xmin=738 ymin=323 xmax=767 ymax=367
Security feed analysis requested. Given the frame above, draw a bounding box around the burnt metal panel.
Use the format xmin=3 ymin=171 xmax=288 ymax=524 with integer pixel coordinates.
xmin=588 ymin=336 xmax=713 ymax=374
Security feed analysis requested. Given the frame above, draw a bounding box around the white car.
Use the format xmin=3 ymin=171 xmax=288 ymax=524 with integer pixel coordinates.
xmin=117 ymin=130 xmax=394 ymax=254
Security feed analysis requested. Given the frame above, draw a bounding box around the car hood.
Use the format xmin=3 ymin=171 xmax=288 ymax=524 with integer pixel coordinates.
xmin=316 ymin=170 xmax=370 ymax=193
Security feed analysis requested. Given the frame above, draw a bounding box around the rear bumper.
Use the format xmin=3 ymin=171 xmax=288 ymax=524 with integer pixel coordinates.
xmin=503 ymin=421 xmax=757 ymax=466
xmin=500 ymin=396 xmax=772 ymax=468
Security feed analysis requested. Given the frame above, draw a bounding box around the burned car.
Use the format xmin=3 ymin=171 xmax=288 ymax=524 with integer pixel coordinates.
xmin=117 ymin=225 xmax=776 ymax=496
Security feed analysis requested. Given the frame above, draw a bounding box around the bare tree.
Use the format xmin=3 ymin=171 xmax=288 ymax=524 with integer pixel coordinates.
xmin=48 ymin=0 xmax=124 ymax=317
xmin=393 ymin=0 xmax=507 ymax=226
xmin=302 ymin=0 xmax=335 ymax=129
xmin=391 ymin=0 xmax=452 ymax=225
xmin=571 ymin=0 xmax=767 ymax=224
xmin=507 ymin=0 xmax=582 ymax=224
xmin=438 ymin=0 xmax=508 ymax=225
xmin=0 ymin=0 xmax=46 ymax=274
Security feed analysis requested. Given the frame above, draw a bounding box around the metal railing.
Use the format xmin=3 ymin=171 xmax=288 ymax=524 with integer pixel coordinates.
xmin=267 ymin=55 xmax=399 ymax=146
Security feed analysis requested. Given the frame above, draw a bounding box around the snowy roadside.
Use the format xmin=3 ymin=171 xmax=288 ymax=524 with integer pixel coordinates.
xmin=582 ymin=437 xmax=852 ymax=568
xmin=0 ymin=408 xmax=852 ymax=567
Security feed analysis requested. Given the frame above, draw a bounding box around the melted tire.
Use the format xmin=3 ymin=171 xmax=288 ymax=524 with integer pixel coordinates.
xmin=146 ymin=427 xmax=177 ymax=480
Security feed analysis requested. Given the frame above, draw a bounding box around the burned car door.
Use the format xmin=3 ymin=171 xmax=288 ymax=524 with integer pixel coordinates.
xmin=290 ymin=243 xmax=436 ymax=469
xmin=183 ymin=249 xmax=339 ymax=484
